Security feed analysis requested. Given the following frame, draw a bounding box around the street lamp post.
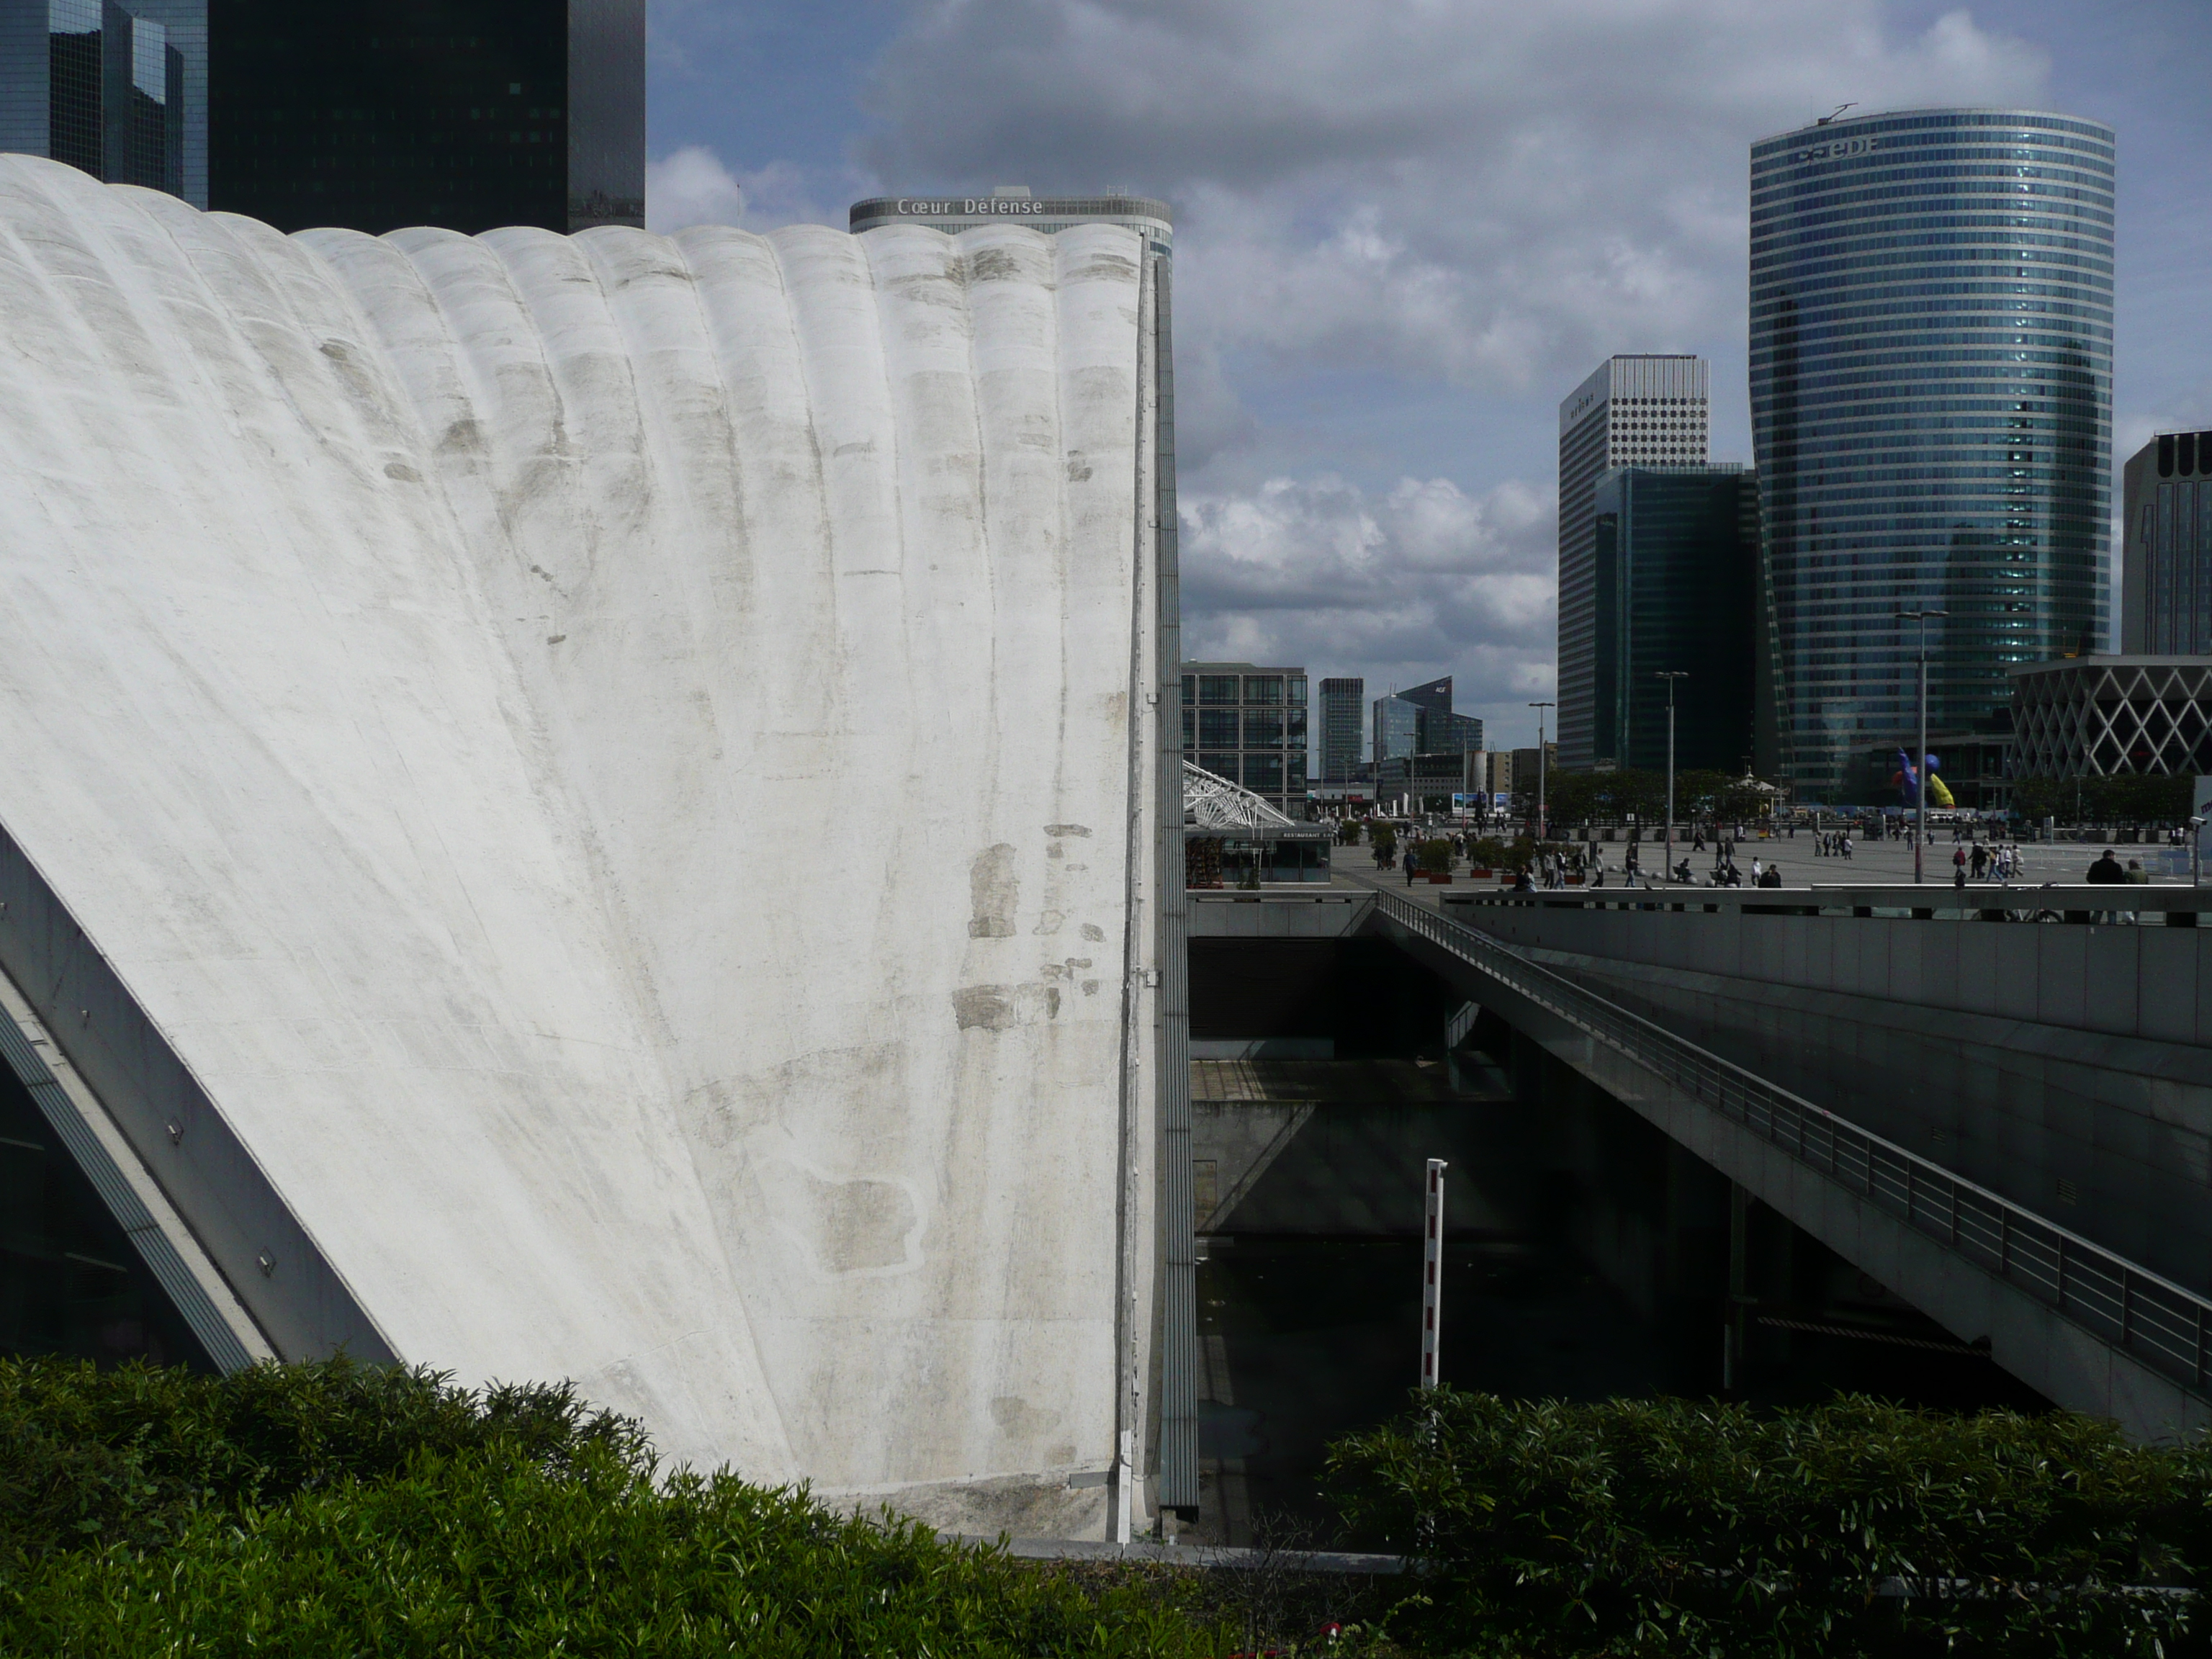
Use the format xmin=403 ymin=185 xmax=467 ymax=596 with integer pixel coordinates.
xmin=1656 ymin=673 xmax=1687 ymax=882
xmin=1528 ymin=701 xmax=1555 ymax=845
xmin=1897 ymin=608 xmax=1948 ymax=884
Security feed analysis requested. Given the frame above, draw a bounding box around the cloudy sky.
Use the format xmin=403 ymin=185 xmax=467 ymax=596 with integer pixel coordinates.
xmin=642 ymin=0 xmax=2212 ymax=753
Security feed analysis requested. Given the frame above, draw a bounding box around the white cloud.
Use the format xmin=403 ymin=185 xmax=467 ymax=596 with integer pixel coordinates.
xmin=1179 ymin=474 xmax=1556 ymax=737
xmin=850 ymin=0 xmax=2055 ymax=745
xmin=860 ymin=1 xmax=2049 ymax=392
xmin=646 ymin=145 xmax=746 ymax=233
xmin=647 ymin=148 xmax=860 ymax=234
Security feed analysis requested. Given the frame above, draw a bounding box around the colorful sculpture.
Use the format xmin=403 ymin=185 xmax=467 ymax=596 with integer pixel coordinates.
xmin=1892 ymin=749 xmax=1956 ymax=809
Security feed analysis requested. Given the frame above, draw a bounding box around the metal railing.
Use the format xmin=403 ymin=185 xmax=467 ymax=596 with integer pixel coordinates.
xmin=1374 ymin=889 xmax=2212 ymax=1403
xmin=1441 ymin=884 xmax=2211 ymax=922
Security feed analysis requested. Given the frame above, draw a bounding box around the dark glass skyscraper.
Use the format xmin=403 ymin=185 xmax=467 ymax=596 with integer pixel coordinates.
xmin=4 ymin=0 xmax=640 ymax=230
xmin=1588 ymin=465 xmax=1760 ymax=773
xmin=1318 ymin=676 xmax=1362 ymax=787
xmin=207 ymin=0 xmax=642 ymax=233
xmin=1750 ymin=109 xmax=2114 ymax=800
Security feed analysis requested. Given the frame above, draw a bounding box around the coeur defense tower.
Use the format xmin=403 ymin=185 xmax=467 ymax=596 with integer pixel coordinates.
xmin=1750 ymin=109 xmax=2113 ymax=800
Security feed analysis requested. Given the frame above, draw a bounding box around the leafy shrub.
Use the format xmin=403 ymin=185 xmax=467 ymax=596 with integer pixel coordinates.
xmin=1413 ymin=840 xmax=1455 ymax=873
xmin=1465 ymin=836 xmax=1527 ymax=871
xmin=0 ymin=1354 xmax=642 ymax=1566
xmin=1326 ymin=1389 xmax=2212 ymax=1657
xmin=1 ymin=1359 xmax=1229 ymax=1656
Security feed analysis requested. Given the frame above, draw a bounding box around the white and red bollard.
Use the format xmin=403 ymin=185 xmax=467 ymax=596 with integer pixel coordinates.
xmin=1420 ymin=1158 xmax=1447 ymax=1389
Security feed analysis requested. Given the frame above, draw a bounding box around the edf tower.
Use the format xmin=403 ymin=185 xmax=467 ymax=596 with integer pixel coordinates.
xmin=1749 ymin=108 xmax=2113 ymax=801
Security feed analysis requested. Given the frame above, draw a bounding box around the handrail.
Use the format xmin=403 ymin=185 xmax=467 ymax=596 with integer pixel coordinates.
xmin=1370 ymin=889 xmax=2212 ymax=1404
xmin=1441 ymin=883 xmax=2211 ymax=919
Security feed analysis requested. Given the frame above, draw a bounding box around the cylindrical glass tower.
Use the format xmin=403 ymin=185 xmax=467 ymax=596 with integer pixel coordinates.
xmin=1749 ymin=109 xmax=2113 ymax=801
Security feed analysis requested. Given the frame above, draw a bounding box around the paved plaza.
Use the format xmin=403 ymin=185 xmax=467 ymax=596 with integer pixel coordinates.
xmin=1317 ymin=822 xmax=2198 ymax=894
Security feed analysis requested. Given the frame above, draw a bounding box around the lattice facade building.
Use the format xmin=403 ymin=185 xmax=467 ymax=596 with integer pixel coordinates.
xmin=2009 ymin=657 xmax=2212 ymax=778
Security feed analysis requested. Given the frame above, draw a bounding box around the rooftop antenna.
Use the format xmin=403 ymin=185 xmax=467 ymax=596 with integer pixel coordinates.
xmin=1815 ymin=102 xmax=1856 ymax=127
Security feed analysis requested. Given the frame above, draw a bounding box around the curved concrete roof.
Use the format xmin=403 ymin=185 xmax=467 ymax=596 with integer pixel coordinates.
xmin=0 ymin=156 xmax=1156 ymax=1532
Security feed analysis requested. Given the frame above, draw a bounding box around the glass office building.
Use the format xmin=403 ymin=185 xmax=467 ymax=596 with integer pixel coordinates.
xmin=1750 ymin=109 xmax=2114 ymax=800
xmin=1370 ymin=694 xmax=1419 ymax=766
xmin=1182 ymin=663 xmax=1308 ymax=816
xmin=1588 ymin=464 xmax=1761 ymax=773
xmin=2119 ymin=431 xmax=2212 ymax=655
xmin=0 ymin=0 xmax=194 ymax=201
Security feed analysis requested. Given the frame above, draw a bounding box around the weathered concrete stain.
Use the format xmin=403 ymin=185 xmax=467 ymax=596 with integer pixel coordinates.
xmin=969 ymin=843 xmax=1019 ymax=938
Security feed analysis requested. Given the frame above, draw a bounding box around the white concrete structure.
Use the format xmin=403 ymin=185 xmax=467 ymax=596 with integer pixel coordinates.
xmin=0 ymin=156 xmax=1164 ymax=1535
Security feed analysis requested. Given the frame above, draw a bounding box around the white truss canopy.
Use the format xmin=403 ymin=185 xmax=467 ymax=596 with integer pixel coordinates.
xmin=1183 ymin=760 xmax=1297 ymax=830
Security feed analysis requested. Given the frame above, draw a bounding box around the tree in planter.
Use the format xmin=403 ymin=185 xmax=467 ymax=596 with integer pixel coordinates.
xmin=1414 ymin=839 xmax=1455 ymax=874
xmin=1467 ymin=835 xmax=1531 ymax=872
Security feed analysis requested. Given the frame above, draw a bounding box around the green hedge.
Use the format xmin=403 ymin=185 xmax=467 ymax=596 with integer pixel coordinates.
xmin=1325 ymin=1389 xmax=2212 ymax=1657
xmin=1 ymin=1358 xmax=1226 ymax=1657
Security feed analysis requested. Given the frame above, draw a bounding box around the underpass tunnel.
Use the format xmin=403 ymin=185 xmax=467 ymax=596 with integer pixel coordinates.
xmin=1185 ymin=932 xmax=2046 ymax=1546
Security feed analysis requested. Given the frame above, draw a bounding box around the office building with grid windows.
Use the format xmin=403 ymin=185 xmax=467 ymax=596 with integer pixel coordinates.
xmin=1556 ymin=355 xmax=1710 ymax=769
xmin=1750 ymin=108 xmax=2114 ymax=801
xmin=1318 ymin=676 xmax=1363 ymax=787
xmin=1182 ymin=662 xmax=1308 ymax=817
xmin=1 ymin=0 xmax=193 ymax=199
xmin=2121 ymin=431 xmax=2212 ymax=655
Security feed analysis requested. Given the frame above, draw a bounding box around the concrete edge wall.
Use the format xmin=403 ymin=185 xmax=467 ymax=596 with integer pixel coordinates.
xmin=1452 ymin=900 xmax=2212 ymax=1057
xmin=1151 ymin=253 xmax=1197 ymax=1516
xmin=0 ymin=813 xmax=394 ymax=1364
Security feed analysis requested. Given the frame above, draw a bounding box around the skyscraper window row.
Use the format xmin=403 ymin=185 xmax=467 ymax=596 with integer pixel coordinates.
xmin=1755 ymin=152 xmax=2116 ymax=190
xmin=1771 ymin=289 xmax=2112 ymax=321
xmin=1753 ymin=228 xmax=2115 ymax=269
xmin=1750 ymin=152 xmax=2116 ymax=202
xmin=1756 ymin=178 xmax=2114 ymax=226
xmin=1751 ymin=250 xmax=2113 ymax=289
xmin=1754 ymin=156 xmax=2116 ymax=199
xmin=1770 ymin=295 xmax=2113 ymax=331
xmin=1776 ymin=325 xmax=2114 ymax=357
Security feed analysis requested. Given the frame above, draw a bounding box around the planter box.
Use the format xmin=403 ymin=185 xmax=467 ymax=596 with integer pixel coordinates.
xmin=1468 ymin=868 xmax=1493 ymax=879
xmin=1426 ymin=872 xmax=1453 ymax=884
